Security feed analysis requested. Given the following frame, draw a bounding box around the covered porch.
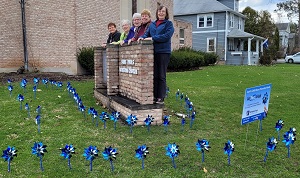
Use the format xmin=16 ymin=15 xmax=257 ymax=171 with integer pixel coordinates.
xmin=226 ymin=29 xmax=266 ymax=65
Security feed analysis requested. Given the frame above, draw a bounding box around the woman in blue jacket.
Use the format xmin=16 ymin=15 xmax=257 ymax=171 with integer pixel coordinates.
xmin=138 ymin=5 xmax=174 ymax=104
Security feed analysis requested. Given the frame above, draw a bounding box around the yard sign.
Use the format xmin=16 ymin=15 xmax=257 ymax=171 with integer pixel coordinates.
xmin=241 ymin=84 xmax=272 ymax=125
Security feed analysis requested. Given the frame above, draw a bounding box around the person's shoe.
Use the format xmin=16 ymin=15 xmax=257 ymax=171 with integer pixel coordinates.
xmin=156 ymin=98 xmax=164 ymax=104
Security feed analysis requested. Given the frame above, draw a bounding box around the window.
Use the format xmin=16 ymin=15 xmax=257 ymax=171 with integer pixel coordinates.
xmin=228 ymin=39 xmax=234 ymax=51
xmin=207 ymin=38 xmax=216 ymax=52
xmin=238 ymin=18 xmax=243 ymax=30
xmin=229 ymin=14 xmax=234 ymax=28
xmin=197 ymin=14 xmax=214 ymax=28
xmin=179 ymin=29 xmax=184 ymax=45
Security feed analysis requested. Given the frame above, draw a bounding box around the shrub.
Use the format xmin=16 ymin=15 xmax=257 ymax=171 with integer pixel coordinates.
xmin=77 ymin=47 xmax=94 ymax=74
xmin=169 ymin=47 xmax=217 ymax=70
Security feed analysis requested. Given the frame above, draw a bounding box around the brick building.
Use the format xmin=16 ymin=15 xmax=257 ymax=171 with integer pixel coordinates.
xmin=1 ymin=0 xmax=192 ymax=75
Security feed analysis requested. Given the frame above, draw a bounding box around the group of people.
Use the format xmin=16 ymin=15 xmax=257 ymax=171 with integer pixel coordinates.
xmin=102 ymin=5 xmax=174 ymax=104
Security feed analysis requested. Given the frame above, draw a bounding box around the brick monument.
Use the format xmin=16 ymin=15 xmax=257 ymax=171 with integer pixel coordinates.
xmin=94 ymin=41 xmax=163 ymax=125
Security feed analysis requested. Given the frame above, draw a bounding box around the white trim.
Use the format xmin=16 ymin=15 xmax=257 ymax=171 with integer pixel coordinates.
xmin=192 ymin=30 xmax=225 ymax=34
xmin=207 ymin=37 xmax=216 ymax=52
xmin=225 ymin=11 xmax=228 ymax=61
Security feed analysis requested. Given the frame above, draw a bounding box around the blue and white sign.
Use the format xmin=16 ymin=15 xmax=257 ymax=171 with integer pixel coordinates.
xmin=241 ymin=84 xmax=272 ymax=125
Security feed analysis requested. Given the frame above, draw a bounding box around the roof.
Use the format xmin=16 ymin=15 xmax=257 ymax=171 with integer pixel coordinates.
xmin=227 ymin=29 xmax=265 ymax=40
xmin=174 ymin=0 xmax=245 ymax=18
xmin=276 ymin=23 xmax=289 ymax=31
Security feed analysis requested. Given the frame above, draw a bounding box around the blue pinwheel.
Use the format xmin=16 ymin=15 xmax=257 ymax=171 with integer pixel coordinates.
xmin=180 ymin=93 xmax=184 ymax=105
xmin=163 ymin=115 xmax=170 ymax=132
xmin=33 ymin=85 xmax=37 ymax=99
xmin=181 ymin=117 xmax=186 ymax=132
xmin=83 ymin=145 xmax=99 ymax=171
xmin=282 ymin=128 xmax=296 ymax=158
xmin=196 ymin=139 xmax=211 ymax=163
xmin=165 ymin=143 xmax=180 ymax=168
xmin=224 ymin=140 xmax=234 ymax=165
xmin=33 ymin=77 xmax=39 ymax=86
xmin=275 ymin=119 xmax=284 ymax=140
xmin=110 ymin=111 xmax=120 ymax=130
xmin=32 ymin=142 xmax=47 ymax=171
xmin=190 ymin=111 xmax=196 ymax=128
xmin=25 ymin=103 xmax=30 ymax=118
xmin=35 ymin=115 xmax=41 ymax=133
xmin=88 ymin=107 xmax=97 ymax=123
xmin=42 ymin=78 xmax=49 ymax=88
xmin=165 ymin=86 xmax=170 ymax=98
xmin=60 ymin=144 xmax=76 ymax=169
xmin=176 ymin=89 xmax=180 ymax=100
xmin=17 ymin=94 xmax=24 ymax=110
xmin=102 ymin=146 xmax=118 ymax=172
xmin=135 ymin=144 xmax=149 ymax=169
xmin=78 ymin=103 xmax=86 ymax=119
xmin=7 ymin=79 xmax=12 ymax=85
xmin=264 ymin=137 xmax=277 ymax=162
xmin=36 ymin=105 xmax=41 ymax=115
xmin=2 ymin=146 xmax=17 ymax=172
xmin=99 ymin=111 xmax=109 ymax=129
xmin=21 ymin=78 xmax=27 ymax=92
xmin=50 ymin=80 xmax=56 ymax=89
xmin=8 ymin=85 xmax=13 ymax=98
xmin=57 ymin=81 xmax=63 ymax=90
xmin=144 ymin=115 xmax=154 ymax=132
xmin=126 ymin=114 xmax=138 ymax=134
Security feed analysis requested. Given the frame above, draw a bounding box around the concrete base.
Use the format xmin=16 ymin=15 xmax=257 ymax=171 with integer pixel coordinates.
xmin=94 ymin=89 xmax=164 ymax=126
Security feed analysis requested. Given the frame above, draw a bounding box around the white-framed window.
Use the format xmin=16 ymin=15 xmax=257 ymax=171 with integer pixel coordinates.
xmin=207 ymin=38 xmax=216 ymax=52
xmin=229 ymin=14 xmax=234 ymax=28
xmin=197 ymin=14 xmax=214 ymax=28
xmin=234 ymin=0 xmax=239 ymax=11
xmin=238 ymin=18 xmax=243 ymax=30
xmin=179 ymin=28 xmax=184 ymax=46
xmin=228 ymin=39 xmax=234 ymax=51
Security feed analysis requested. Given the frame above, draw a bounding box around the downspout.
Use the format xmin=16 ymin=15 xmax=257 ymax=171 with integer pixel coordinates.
xmin=224 ymin=11 xmax=228 ymax=61
xmin=20 ymin=0 xmax=28 ymax=71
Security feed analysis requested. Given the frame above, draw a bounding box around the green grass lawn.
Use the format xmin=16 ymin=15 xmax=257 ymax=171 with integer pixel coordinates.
xmin=0 ymin=63 xmax=299 ymax=177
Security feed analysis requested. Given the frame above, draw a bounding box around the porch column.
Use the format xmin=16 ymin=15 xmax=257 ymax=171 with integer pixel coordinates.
xmin=256 ymin=40 xmax=259 ymax=53
xmin=248 ymin=38 xmax=251 ymax=65
xmin=261 ymin=40 xmax=264 ymax=53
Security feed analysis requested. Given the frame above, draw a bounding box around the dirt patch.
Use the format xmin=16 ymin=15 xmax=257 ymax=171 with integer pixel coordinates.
xmin=1 ymin=72 xmax=93 ymax=85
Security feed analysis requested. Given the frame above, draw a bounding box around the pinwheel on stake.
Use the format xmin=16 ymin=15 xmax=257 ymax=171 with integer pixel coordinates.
xmin=42 ymin=78 xmax=49 ymax=88
xmin=181 ymin=116 xmax=186 ymax=132
xmin=144 ymin=115 xmax=154 ymax=132
xmin=25 ymin=103 xmax=30 ymax=118
xmin=275 ymin=119 xmax=284 ymax=140
xmin=7 ymin=79 xmax=12 ymax=85
xmin=264 ymin=137 xmax=277 ymax=162
xmin=83 ymin=145 xmax=99 ymax=171
xmin=176 ymin=89 xmax=180 ymax=100
xmin=190 ymin=111 xmax=196 ymax=129
xmin=282 ymin=128 xmax=296 ymax=158
xmin=35 ymin=115 xmax=41 ymax=133
xmin=126 ymin=114 xmax=138 ymax=134
xmin=135 ymin=144 xmax=149 ymax=169
xmin=33 ymin=77 xmax=39 ymax=87
xmin=224 ymin=140 xmax=234 ymax=165
xmin=17 ymin=94 xmax=24 ymax=110
xmin=8 ymin=85 xmax=13 ymax=98
xmin=163 ymin=115 xmax=170 ymax=132
xmin=196 ymin=139 xmax=211 ymax=163
xmin=99 ymin=111 xmax=109 ymax=129
xmin=33 ymin=85 xmax=37 ymax=99
xmin=110 ymin=111 xmax=120 ymax=130
xmin=165 ymin=143 xmax=180 ymax=168
xmin=2 ymin=146 xmax=17 ymax=172
xmin=31 ymin=142 xmax=47 ymax=171
xmin=36 ymin=105 xmax=41 ymax=115
xmin=20 ymin=79 xmax=27 ymax=93
xmin=78 ymin=103 xmax=86 ymax=119
xmin=102 ymin=146 xmax=118 ymax=172
xmin=60 ymin=144 xmax=76 ymax=169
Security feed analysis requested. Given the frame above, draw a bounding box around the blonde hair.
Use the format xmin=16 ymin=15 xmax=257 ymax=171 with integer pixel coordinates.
xmin=141 ymin=9 xmax=151 ymax=17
